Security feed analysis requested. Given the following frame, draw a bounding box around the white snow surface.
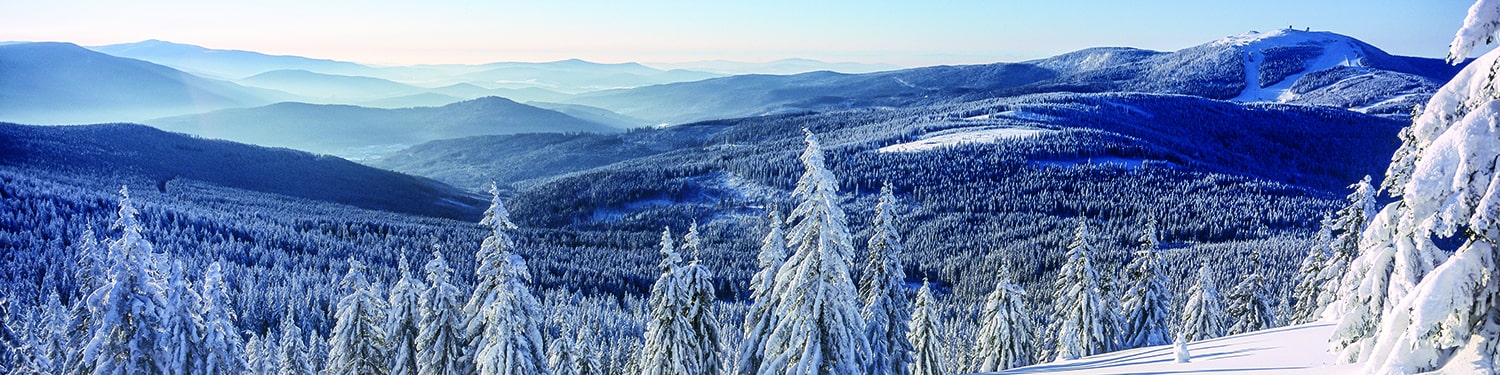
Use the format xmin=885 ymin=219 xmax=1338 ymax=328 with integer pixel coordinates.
xmin=979 ymin=323 xmax=1355 ymax=375
xmin=1224 ymin=29 xmax=1367 ymax=102
xmin=879 ymin=126 xmax=1052 ymax=153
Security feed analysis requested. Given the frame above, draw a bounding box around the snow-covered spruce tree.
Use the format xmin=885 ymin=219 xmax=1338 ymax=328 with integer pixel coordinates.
xmin=466 ymin=184 xmax=549 ymax=375
xmin=860 ymin=183 xmax=914 ymax=375
xmin=387 ymin=255 xmax=425 ymax=375
xmin=1345 ymin=2 xmax=1500 ymax=371
xmin=245 ymin=334 xmax=267 ymax=375
xmin=970 ymin=266 xmax=1034 ymax=372
xmin=159 ymin=260 xmax=206 ymax=375
xmin=1048 ymin=219 xmax=1110 ymax=360
xmin=573 ymin=323 xmax=602 ymax=375
xmin=64 ymin=229 xmax=104 ymax=375
xmin=733 ymin=210 xmax=788 ymax=375
xmin=1178 ymin=262 xmax=1225 ymax=341
xmin=37 ymin=292 xmax=68 ymax=375
xmin=1119 ymin=219 xmax=1171 ymax=349
xmin=1315 ymin=176 xmax=1377 ymax=314
xmin=83 ymin=186 xmax=167 ymax=375
xmin=326 ymin=259 xmax=391 ymax=375
xmin=548 ymin=316 xmax=579 ymax=375
xmin=200 ymin=261 xmax=247 ymax=375
xmin=759 ymin=129 xmax=871 ymax=375
xmin=1289 ymin=214 xmax=1334 ymax=324
xmin=417 ymin=250 xmax=467 ymax=375
xmin=258 ymin=332 xmax=280 ymax=375
xmin=1225 ymin=250 xmax=1273 ymax=336
xmin=278 ymin=308 xmax=314 ymax=375
xmin=637 ymin=225 xmax=722 ymax=375
xmin=907 ymin=281 xmax=944 ymax=375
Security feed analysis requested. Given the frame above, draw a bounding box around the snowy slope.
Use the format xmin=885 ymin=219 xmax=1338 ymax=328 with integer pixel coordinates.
xmin=1224 ymin=30 xmax=1366 ymax=102
xmin=981 ymin=323 xmax=1353 ymax=375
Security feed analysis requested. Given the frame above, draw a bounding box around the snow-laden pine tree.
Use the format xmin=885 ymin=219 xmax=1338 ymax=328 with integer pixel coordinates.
xmin=573 ymin=323 xmax=602 ymax=375
xmin=733 ymin=210 xmax=787 ymax=375
xmin=417 ymin=250 xmax=467 ymax=375
xmin=1315 ymin=177 xmax=1377 ymax=314
xmin=1118 ymin=219 xmax=1171 ymax=349
xmin=246 ymin=334 xmax=267 ymax=375
xmin=64 ymin=229 xmax=104 ymax=375
xmin=466 ymin=184 xmax=549 ymax=375
xmin=159 ymin=260 xmax=206 ymax=375
xmin=1048 ymin=219 xmax=1110 ymax=360
xmin=200 ymin=261 xmax=247 ymax=375
xmin=37 ymin=291 xmax=68 ymax=375
xmin=1178 ymin=262 xmax=1225 ymax=341
xmin=278 ymin=308 xmax=314 ymax=375
xmin=1225 ymin=250 xmax=1272 ymax=335
xmin=970 ymin=266 xmax=1034 ymax=372
xmin=83 ymin=186 xmax=167 ymax=375
xmin=326 ymin=259 xmax=391 ymax=375
xmin=907 ymin=281 xmax=944 ymax=375
xmin=387 ymin=255 xmax=425 ymax=375
xmin=258 ymin=332 xmax=279 ymax=375
xmin=637 ymin=225 xmax=722 ymax=375
xmin=759 ymin=130 xmax=871 ymax=375
xmin=548 ymin=316 xmax=580 ymax=375
xmin=860 ymin=183 xmax=914 ymax=375
xmin=1289 ymin=214 xmax=1334 ymax=324
xmin=1344 ymin=2 xmax=1500 ymax=371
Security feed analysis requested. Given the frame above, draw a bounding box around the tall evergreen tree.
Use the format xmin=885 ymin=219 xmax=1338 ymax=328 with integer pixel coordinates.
xmin=573 ymin=323 xmax=602 ymax=375
xmin=325 ymin=259 xmax=391 ymax=375
xmin=387 ymin=255 xmax=425 ymax=375
xmin=970 ymin=266 xmax=1034 ymax=372
xmin=1290 ymin=214 xmax=1334 ymax=324
xmin=1048 ymin=219 xmax=1110 ymax=360
xmin=1178 ymin=263 xmax=1226 ymax=342
xmin=907 ymin=281 xmax=944 ymax=375
xmin=860 ymin=183 xmax=914 ymax=375
xmin=65 ymin=229 xmax=105 ymax=375
xmin=1316 ymin=176 xmax=1377 ymax=314
xmin=278 ymin=308 xmax=314 ymax=375
xmin=159 ymin=260 xmax=206 ymax=375
xmin=466 ymin=185 xmax=549 ymax=375
xmin=548 ymin=316 xmax=580 ymax=375
xmin=246 ymin=334 xmax=268 ymax=375
xmin=759 ymin=130 xmax=871 ymax=375
xmin=733 ymin=210 xmax=788 ymax=375
xmin=417 ymin=250 xmax=467 ymax=375
xmin=1225 ymin=250 xmax=1273 ymax=335
xmin=83 ymin=186 xmax=167 ymax=375
xmin=1119 ymin=219 xmax=1171 ymax=349
xmin=637 ymin=226 xmax=721 ymax=375
xmin=200 ymin=261 xmax=247 ymax=375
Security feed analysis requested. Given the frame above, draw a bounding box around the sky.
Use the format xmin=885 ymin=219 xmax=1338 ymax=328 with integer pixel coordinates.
xmin=0 ymin=0 xmax=1484 ymax=67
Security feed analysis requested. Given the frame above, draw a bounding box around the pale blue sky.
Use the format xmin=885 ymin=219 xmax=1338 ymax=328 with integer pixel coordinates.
xmin=0 ymin=0 xmax=1482 ymax=66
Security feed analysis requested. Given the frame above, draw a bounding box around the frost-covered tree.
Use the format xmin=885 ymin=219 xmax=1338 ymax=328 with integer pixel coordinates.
xmin=1178 ymin=263 xmax=1225 ymax=341
xmin=466 ymin=185 xmax=549 ymax=375
xmin=246 ymin=334 xmax=268 ymax=375
xmin=734 ymin=210 xmax=787 ymax=375
xmin=970 ymin=266 xmax=1034 ymax=372
xmin=278 ymin=309 xmax=314 ymax=375
xmin=1048 ymin=219 xmax=1110 ymax=360
xmin=1315 ymin=177 xmax=1377 ymax=314
xmin=64 ymin=229 xmax=105 ymax=375
xmin=1289 ymin=214 xmax=1334 ymax=324
xmin=1119 ymin=219 xmax=1171 ymax=349
xmin=860 ymin=183 xmax=914 ymax=375
xmin=1225 ymin=250 xmax=1272 ymax=335
xmin=200 ymin=261 xmax=246 ymax=375
xmin=159 ymin=260 xmax=206 ymax=375
xmin=325 ymin=259 xmax=390 ymax=375
xmin=907 ymin=281 xmax=944 ymax=375
xmin=548 ymin=316 xmax=580 ymax=375
xmin=417 ymin=250 xmax=467 ymax=375
xmin=1346 ymin=2 xmax=1500 ymax=371
xmin=759 ymin=130 xmax=870 ymax=375
xmin=83 ymin=186 xmax=167 ymax=375
xmin=637 ymin=226 xmax=721 ymax=375
xmin=573 ymin=323 xmax=602 ymax=375
xmin=387 ymin=255 xmax=425 ymax=375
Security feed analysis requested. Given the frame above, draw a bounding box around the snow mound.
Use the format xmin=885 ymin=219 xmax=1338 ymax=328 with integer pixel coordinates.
xmin=879 ymin=126 xmax=1053 ymax=153
xmin=1223 ymin=29 xmax=1368 ymax=103
xmin=981 ymin=323 xmax=1355 ymax=375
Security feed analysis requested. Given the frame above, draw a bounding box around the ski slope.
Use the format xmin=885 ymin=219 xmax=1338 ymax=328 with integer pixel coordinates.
xmin=1223 ymin=29 xmax=1366 ymax=103
xmin=979 ymin=323 xmax=1356 ymax=375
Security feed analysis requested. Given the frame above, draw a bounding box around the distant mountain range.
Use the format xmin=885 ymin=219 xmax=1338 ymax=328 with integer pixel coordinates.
xmin=563 ymin=30 xmax=1462 ymax=125
xmin=145 ymin=96 xmax=621 ymax=159
xmin=0 ymin=42 xmax=280 ymax=124
xmin=0 ymin=122 xmax=484 ymax=219
xmin=644 ymin=58 xmax=904 ymax=75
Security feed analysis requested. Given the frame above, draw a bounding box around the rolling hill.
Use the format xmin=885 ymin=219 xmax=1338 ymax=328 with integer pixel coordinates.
xmin=145 ymin=96 xmax=619 ymax=158
xmin=90 ymin=39 xmax=378 ymax=79
xmin=0 ymin=42 xmax=281 ymax=124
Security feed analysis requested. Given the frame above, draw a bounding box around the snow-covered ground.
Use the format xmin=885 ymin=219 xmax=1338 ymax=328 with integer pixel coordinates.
xmin=879 ymin=127 xmax=1052 ymax=153
xmin=1224 ymin=29 xmax=1366 ymax=102
xmin=979 ymin=323 xmax=1356 ymax=375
